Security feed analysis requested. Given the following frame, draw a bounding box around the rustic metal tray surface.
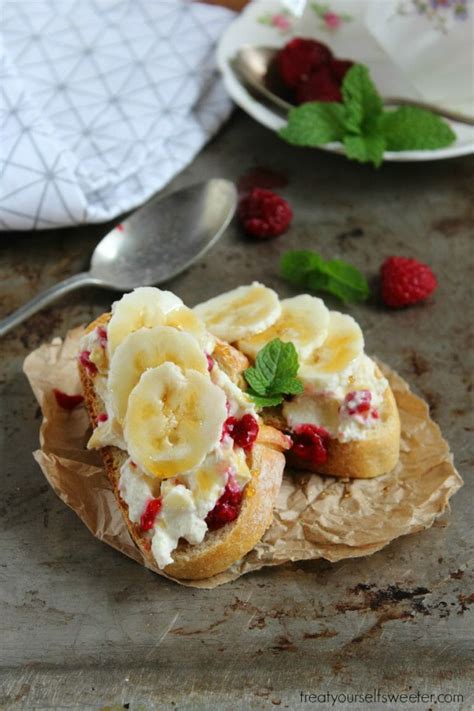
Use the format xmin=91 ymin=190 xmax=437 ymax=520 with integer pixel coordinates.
xmin=0 ymin=112 xmax=472 ymax=710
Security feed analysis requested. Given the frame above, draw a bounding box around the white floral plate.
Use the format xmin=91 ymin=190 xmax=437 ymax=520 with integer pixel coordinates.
xmin=216 ymin=0 xmax=474 ymax=161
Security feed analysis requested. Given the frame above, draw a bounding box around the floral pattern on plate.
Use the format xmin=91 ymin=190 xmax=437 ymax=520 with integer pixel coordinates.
xmin=258 ymin=9 xmax=293 ymax=33
xmin=397 ymin=0 xmax=470 ymax=32
xmin=311 ymin=2 xmax=353 ymax=31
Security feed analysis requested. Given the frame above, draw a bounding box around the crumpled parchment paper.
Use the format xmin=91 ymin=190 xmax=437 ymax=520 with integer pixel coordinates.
xmin=23 ymin=327 xmax=463 ymax=589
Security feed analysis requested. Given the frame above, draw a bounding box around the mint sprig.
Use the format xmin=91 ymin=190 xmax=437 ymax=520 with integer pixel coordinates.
xmin=279 ymin=63 xmax=456 ymax=167
xmin=281 ymin=250 xmax=370 ymax=303
xmin=244 ymin=338 xmax=303 ymax=408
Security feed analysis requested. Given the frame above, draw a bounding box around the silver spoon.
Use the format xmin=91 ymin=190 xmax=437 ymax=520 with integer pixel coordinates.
xmin=0 ymin=178 xmax=237 ymax=337
xmin=232 ymin=46 xmax=474 ymax=126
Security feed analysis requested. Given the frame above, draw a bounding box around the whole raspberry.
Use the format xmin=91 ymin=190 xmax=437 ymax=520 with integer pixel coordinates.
xmin=295 ymin=66 xmax=342 ymax=104
xmin=330 ymin=58 xmax=354 ymax=83
xmin=380 ymin=256 xmax=438 ymax=308
xmin=238 ymin=188 xmax=292 ymax=238
xmin=277 ymin=37 xmax=332 ymax=89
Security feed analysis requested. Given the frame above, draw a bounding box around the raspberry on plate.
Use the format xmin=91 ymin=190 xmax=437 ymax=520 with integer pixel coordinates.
xmin=295 ymin=65 xmax=342 ymax=104
xmin=330 ymin=58 xmax=354 ymax=83
xmin=238 ymin=188 xmax=293 ymax=238
xmin=277 ymin=37 xmax=332 ymax=89
xmin=380 ymin=256 xmax=438 ymax=308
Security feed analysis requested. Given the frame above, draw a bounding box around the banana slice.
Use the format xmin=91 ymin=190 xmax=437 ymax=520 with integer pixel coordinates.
xmin=124 ymin=363 xmax=227 ymax=479
xmin=107 ymin=287 xmax=183 ymax=357
xmin=193 ymin=282 xmax=281 ymax=342
xmin=299 ymin=311 xmax=364 ymax=387
xmin=108 ymin=325 xmax=208 ymax=423
xmin=166 ymin=305 xmax=215 ymax=352
xmin=238 ymin=294 xmax=329 ymax=360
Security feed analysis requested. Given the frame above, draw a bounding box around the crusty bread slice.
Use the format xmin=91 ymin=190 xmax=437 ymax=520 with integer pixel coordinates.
xmin=263 ymin=367 xmax=400 ymax=479
xmin=79 ymin=314 xmax=288 ymax=580
xmin=218 ymin=342 xmax=401 ymax=479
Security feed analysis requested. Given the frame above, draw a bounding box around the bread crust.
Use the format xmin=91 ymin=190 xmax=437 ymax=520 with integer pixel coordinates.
xmin=79 ymin=313 xmax=287 ymax=580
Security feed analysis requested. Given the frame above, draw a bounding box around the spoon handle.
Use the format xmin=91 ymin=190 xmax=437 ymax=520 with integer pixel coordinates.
xmin=0 ymin=272 xmax=95 ymax=337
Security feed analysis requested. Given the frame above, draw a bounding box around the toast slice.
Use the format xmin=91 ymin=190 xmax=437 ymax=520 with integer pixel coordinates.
xmin=263 ymin=373 xmax=400 ymax=479
xmin=214 ymin=347 xmax=401 ymax=479
xmin=79 ymin=314 xmax=289 ymax=580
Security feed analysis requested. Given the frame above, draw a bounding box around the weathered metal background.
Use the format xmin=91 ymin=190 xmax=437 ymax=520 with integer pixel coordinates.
xmin=0 ymin=111 xmax=473 ymax=711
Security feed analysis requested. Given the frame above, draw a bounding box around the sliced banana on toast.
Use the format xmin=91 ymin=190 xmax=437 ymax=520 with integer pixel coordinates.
xmin=193 ymin=282 xmax=281 ymax=342
xmin=124 ymin=363 xmax=227 ymax=479
xmin=238 ymin=294 xmax=329 ymax=360
xmin=108 ymin=325 xmax=208 ymax=423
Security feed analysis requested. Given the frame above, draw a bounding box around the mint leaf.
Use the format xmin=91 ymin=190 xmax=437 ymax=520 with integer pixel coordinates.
xmin=243 ymin=367 xmax=269 ymax=396
xmin=254 ymin=338 xmax=299 ymax=391
xmin=247 ymin=391 xmax=284 ymax=408
xmin=379 ymin=107 xmax=456 ymax=150
xmin=343 ymin=132 xmax=386 ymax=167
xmin=279 ymin=102 xmax=347 ymax=146
xmin=281 ymin=250 xmax=325 ymax=285
xmin=309 ymin=257 xmax=370 ymax=302
xmin=244 ymin=338 xmax=303 ymax=408
xmin=281 ymin=250 xmax=370 ymax=303
xmin=342 ymin=64 xmax=382 ymax=134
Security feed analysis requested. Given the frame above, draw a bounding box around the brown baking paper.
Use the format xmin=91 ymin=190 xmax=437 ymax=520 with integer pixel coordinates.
xmin=23 ymin=327 xmax=463 ymax=589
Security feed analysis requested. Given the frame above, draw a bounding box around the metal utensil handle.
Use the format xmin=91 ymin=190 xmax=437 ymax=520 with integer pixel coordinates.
xmin=382 ymin=98 xmax=474 ymax=126
xmin=0 ymin=272 xmax=94 ymax=337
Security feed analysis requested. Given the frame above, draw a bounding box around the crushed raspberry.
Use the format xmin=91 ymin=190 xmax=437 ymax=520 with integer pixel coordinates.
xmin=206 ymin=354 xmax=214 ymax=372
xmin=290 ymin=424 xmax=329 ymax=466
xmin=79 ymin=350 xmax=97 ymax=375
xmin=330 ymin=58 xmax=354 ymax=83
xmin=140 ymin=497 xmax=162 ymax=531
xmin=238 ymin=188 xmax=292 ymax=238
xmin=97 ymin=412 xmax=108 ymax=423
xmin=277 ymin=37 xmax=332 ymax=89
xmin=372 ymin=409 xmax=380 ymax=419
xmin=381 ymin=256 xmax=437 ymax=308
xmin=97 ymin=326 xmax=108 ymax=347
xmin=296 ymin=66 xmax=342 ymax=104
xmin=206 ymin=475 xmax=242 ymax=531
xmin=53 ymin=388 xmax=84 ymax=410
xmin=224 ymin=414 xmax=259 ymax=450
xmin=344 ymin=390 xmax=372 ymax=416
xmin=130 ymin=461 xmax=137 ymax=469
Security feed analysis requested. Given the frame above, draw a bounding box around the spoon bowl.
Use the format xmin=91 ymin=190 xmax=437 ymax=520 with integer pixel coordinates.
xmin=0 ymin=179 xmax=237 ymax=336
xmin=91 ymin=179 xmax=237 ymax=290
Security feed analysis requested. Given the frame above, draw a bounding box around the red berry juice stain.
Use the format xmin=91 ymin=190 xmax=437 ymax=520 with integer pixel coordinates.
xmin=238 ymin=166 xmax=288 ymax=194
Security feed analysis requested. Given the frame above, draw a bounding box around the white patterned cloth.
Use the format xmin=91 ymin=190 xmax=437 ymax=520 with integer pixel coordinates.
xmin=0 ymin=0 xmax=234 ymax=230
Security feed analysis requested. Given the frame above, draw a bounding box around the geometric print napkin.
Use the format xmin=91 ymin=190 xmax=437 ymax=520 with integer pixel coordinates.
xmin=0 ymin=0 xmax=234 ymax=230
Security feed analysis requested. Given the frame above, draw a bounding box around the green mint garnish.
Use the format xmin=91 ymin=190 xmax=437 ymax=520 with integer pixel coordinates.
xmin=281 ymin=250 xmax=370 ymax=303
xmin=244 ymin=338 xmax=304 ymax=408
xmin=279 ymin=63 xmax=456 ymax=167
xmin=379 ymin=106 xmax=456 ymax=151
xmin=279 ymin=102 xmax=347 ymax=145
